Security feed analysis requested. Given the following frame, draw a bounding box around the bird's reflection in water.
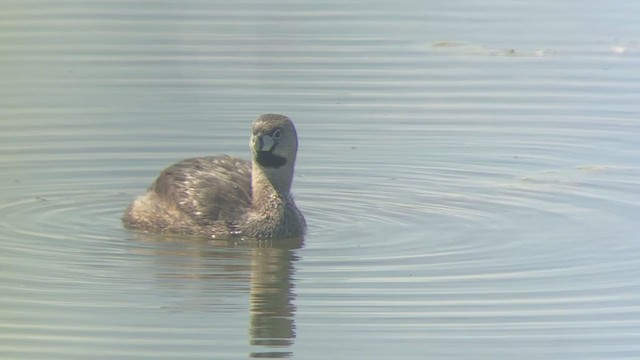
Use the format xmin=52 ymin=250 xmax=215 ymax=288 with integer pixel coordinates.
xmin=130 ymin=233 xmax=302 ymax=359
xmin=248 ymin=238 xmax=301 ymax=358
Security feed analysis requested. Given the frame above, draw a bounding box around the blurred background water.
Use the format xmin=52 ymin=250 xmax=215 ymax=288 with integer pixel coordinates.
xmin=2 ymin=0 xmax=640 ymax=359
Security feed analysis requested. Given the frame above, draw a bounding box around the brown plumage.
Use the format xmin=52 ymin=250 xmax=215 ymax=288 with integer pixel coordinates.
xmin=122 ymin=114 xmax=306 ymax=239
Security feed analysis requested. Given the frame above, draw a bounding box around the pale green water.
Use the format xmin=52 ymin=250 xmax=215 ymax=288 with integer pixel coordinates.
xmin=2 ymin=1 xmax=640 ymax=359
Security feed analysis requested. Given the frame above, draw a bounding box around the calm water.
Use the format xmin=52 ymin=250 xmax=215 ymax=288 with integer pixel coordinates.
xmin=2 ymin=1 xmax=640 ymax=359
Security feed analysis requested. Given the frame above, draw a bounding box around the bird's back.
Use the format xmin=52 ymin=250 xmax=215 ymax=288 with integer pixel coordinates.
xmin=151 ymin=155 xmax=252 ymax=225
xmin=123 ymin=155 xmax=252 ymax=234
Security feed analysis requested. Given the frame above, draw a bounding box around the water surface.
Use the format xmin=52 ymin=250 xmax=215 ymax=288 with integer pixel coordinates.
xmin=2 ymin=0 xmax=640 ymax=359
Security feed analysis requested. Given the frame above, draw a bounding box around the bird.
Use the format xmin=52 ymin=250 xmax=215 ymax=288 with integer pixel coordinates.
xmin=122 ymin=114 xmax=306 ymax=239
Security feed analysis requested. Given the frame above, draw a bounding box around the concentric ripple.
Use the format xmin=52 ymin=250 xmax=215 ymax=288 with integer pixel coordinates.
xmin=4 ymin=113 xmax=640 ymax=359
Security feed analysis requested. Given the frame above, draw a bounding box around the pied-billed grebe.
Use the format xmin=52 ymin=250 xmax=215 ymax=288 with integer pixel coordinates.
xmin=122 ymin=114 xmax=306 ymax=238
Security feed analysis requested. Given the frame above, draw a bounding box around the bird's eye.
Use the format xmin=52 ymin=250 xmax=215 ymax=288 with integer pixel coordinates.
xmin=272 ymin=129 xmax=282 ymax=139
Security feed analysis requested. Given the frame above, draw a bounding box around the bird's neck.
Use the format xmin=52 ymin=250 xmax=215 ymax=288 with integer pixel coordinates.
xmin=251 ymin=165 xmax=292 ymax=204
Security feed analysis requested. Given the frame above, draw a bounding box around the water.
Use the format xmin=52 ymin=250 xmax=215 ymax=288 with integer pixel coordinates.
xmin=2 ymin=0 xmax=640 ymax=359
